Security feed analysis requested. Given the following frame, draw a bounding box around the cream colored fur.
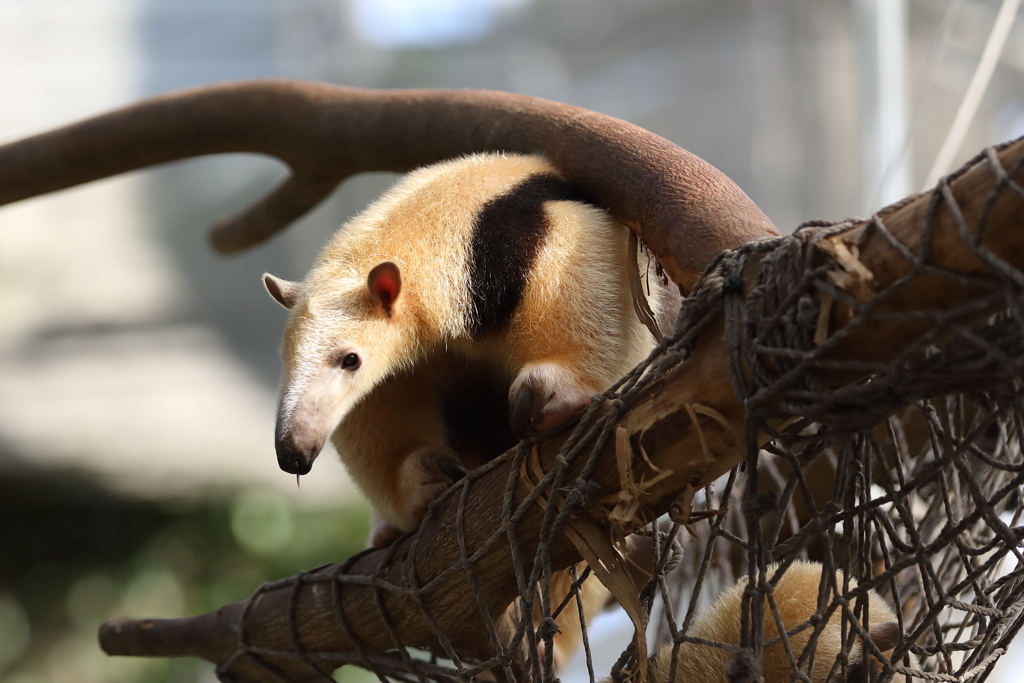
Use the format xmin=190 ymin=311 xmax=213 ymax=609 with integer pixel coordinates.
xmin=641 ymin=561 xmax=912 ymax=683
xmin=270 ymin=152 xmax=663 ymax=669
xmin=276 ymin=153 xmax=660 ymax=534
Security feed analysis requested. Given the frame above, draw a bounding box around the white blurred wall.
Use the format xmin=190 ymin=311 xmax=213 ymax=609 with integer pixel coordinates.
xmin=0 ymin=0 xmax=356 ymax=503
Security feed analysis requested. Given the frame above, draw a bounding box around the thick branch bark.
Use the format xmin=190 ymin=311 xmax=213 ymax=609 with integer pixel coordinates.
xmin=97 ymin=138 xmax=1024 ymax=681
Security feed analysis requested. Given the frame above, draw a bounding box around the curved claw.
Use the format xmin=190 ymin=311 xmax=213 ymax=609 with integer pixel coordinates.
xmin=509 ymin=364 xmax=595 ymax=436
xmin=435 ymin=455 xmax=468 ymax=483
xmin=510 ymin=386 xmax=534 ymax=439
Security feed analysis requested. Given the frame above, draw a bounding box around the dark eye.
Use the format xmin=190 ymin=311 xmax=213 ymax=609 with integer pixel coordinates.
xmin=340 ymin=353 xmax=360 ymax=370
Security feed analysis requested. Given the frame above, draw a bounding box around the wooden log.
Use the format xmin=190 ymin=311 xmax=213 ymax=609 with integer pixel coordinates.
xmin=97 ymin=137 xmax=1024 ymax=682
xmin=830 ymin=140 xmax=1024 ymax=362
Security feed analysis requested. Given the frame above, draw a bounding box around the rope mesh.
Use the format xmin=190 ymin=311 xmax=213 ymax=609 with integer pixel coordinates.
xmin=218 ymin=139 xmax=1024 ymax=683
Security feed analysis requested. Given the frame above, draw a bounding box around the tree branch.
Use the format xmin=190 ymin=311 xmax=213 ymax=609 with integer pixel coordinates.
xmin=95 ymin=136 xmax=1024 ymax=682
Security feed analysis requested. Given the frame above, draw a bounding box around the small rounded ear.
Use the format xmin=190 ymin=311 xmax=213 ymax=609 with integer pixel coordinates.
xmin=868 ymin=621 xmax=902 ymax=654
xmin=264 ymin=273 xmax=301 ymax=310
xmin=367 ymin=262 xmax=401 ymax=317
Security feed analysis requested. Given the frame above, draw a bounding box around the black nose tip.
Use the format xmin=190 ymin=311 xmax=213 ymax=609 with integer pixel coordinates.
xmin=277 ymin=453 xmax=313 ymax=475
xmin=275 ymin=439 xmax=318 ymax=475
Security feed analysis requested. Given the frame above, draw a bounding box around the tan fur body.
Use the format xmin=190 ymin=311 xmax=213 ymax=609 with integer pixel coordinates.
xmin=274 ymin=153 xmax=661 ymax=534
xmin=267 ymin=152 xmax=663 ymax=668
xmin=645 ymin=562 xmax=911 ymax=683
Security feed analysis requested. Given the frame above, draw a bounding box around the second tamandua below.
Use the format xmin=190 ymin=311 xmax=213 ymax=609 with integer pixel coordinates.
xmin=264 ymin=152 xmax=671 ymax=669
xmin=637 ymin=561 xmax=915 ymax=683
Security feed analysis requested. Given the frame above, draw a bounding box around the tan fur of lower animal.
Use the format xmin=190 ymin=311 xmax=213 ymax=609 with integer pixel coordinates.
xmin=264 ymin=152 xmax=668 ymax=669
xmin=638 ymin=562 xmax=912 ymax=683
xmin=534 ymin=566 xmax=611 ymax=671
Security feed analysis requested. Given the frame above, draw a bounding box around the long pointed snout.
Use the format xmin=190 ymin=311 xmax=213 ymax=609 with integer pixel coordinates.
xmin=274 ymin=371 xmax=350 ymax=476
xmin=275 ymin=414 xmax=323 ymax=475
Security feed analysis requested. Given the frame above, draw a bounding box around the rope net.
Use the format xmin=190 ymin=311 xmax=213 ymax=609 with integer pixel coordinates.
xmin=219 ymin=139 xmax=1024 ymax=683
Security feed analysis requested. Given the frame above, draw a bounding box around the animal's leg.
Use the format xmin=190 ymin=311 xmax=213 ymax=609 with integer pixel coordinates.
xmin=402 ymin=444 xmax=469 ymax=521
xmin=336 ymin=362 xmax=470 ymax=548
xmin=369 ymin=445 xmax=467 ymax=548
xmin=368 ymin=508 xmax=404 ymax=549
xmin=509 ymin=362 xmax=597 ymax=437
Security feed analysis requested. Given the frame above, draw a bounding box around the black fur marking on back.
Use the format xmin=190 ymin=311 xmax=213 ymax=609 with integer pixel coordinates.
xmin=467 ymin=174 xmax=593 ymax=337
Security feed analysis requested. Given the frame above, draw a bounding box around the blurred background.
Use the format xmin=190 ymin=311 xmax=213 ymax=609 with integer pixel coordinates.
xmin=1 ymin=0 xmax=1024 ymax=681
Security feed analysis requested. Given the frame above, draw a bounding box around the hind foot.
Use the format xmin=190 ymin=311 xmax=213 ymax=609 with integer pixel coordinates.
xmin=509 ymin=363 xmax=596 ymax=437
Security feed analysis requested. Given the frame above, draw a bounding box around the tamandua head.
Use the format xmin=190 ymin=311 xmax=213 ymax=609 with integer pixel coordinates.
xmin=264 ymin=260 xmax=410 ymax=475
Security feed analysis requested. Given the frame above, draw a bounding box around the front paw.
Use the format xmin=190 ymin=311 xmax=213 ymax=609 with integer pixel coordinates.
xmin=404 ymin=446 xmax=468 ymax=522
xmin=509 ymin=363 xmax=595 ymax=438
xmin=367 ymin=448 xmax=468 ymax=548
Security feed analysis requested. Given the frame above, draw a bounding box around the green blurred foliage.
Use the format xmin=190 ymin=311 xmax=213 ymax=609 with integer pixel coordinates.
xmin=0 ymin=468 xmax=370 ymax=683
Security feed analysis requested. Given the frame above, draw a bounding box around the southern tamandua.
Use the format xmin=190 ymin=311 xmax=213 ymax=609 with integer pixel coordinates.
xmin=263 ymin=152 xmax=668 ymax=668
xmin=639 ymin=561 xmax=913 ymax=683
